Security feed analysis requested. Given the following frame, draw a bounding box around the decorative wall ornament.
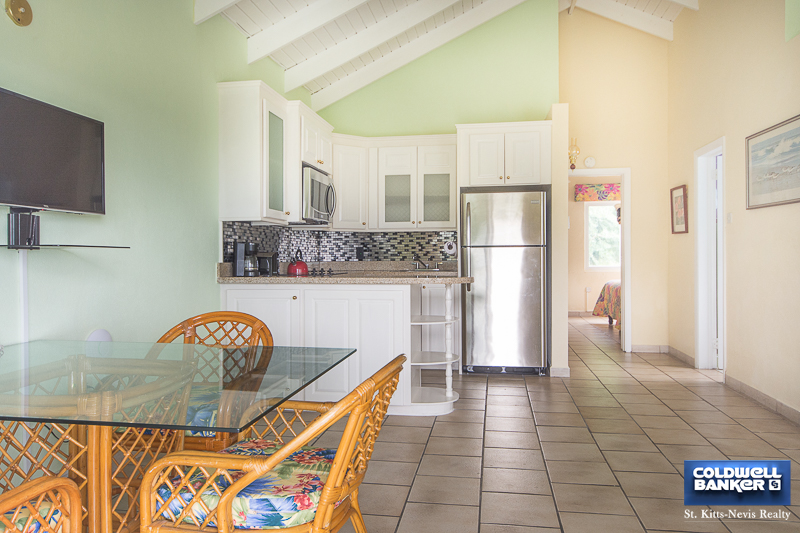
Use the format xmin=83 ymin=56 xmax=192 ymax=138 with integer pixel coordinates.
xmin=574 ymin=183 xmax=621 ymax=202
xmin=568 ymin=138 xmax=580 ymax=170
xmin=670 ymin=185 xmax=688 ymax=234
xmin=746 ymin=113 xmax=800 ymax=209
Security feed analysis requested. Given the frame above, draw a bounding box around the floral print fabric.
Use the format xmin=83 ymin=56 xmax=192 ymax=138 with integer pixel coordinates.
xmin=574 ymin=183 xmax=621 ymax=202
xmin=156 ymin=439 xmax=338 ymax=529
xmin=184 ymin=383 xmax=221 ymax=437
xmin=592 ymin=280 xmax=621 ymax=322
xmin=0 ymin=503 xmax=62 ymax=533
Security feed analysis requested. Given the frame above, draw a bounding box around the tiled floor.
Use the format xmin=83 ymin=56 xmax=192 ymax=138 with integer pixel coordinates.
xmin=319 ymin=317 xmax=800 ymax=533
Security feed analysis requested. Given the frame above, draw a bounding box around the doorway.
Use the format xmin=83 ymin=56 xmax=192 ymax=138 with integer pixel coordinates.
xmin=694 ymin=138 xmax=725 ymax=370
xmin=569 ymin=168 xmax=632 ymax=352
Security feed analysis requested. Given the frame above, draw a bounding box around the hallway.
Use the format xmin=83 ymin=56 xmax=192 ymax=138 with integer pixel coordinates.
xmin=328 ymin=317 xmax=800 ymax=533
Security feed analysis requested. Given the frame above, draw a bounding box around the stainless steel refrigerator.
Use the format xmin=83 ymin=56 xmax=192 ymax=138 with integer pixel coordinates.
xmin=461 ymin=187 xmax=548 ymax=373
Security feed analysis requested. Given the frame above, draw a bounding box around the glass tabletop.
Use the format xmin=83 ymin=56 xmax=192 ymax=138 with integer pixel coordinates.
xmin=0 ymin=341 xmax=355 ymax=432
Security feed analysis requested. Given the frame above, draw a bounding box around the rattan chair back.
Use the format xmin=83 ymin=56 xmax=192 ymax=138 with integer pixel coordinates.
xmin=0 ymin=477 xmax=82 ymax=533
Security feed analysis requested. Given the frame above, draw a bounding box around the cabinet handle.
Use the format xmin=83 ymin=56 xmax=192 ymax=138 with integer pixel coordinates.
xmin=411 ymin=221 xmax=415 ymax=224
xmin=285 ymin=211 xmax=290 ymax=215
xmin=317 ymin=159 xmax=324 ymax=165
xmin=418 ymin=221 xmax=422 ymax=224
xmin=423 ymin=285 xmax=426 ymax=289
xmin=506 ymin=176 xmax=510 ymax=180
xmin=362 ymin=222 xmax=366 ymax=226
xmin=499 ymin=176 xmax=503 ymax=180
xmin=292 ymin=296 xmax=297 ymax=300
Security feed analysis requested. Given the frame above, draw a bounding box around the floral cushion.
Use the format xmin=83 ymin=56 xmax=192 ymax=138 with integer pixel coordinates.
xmin=156 ymin=439 xmax=338 ymax=529
xmin=0 ymin=503 xmax=62 ymax=533
xmin=184 ymin=384 xmax=221 ymax=437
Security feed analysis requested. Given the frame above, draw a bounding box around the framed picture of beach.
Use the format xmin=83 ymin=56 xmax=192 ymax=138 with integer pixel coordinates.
xmin=670 ymin=185 xmax=688 ymax=234
xmin=746 ymin=113 xmax=800 ymax=209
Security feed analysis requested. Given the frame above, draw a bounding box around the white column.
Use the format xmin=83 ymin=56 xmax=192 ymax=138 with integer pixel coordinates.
xmin=445 ymin=283 xmax=454 ymax=397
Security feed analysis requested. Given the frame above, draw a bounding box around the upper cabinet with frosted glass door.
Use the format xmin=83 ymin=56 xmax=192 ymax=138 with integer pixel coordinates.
xmin=458 ymin=122 xmax=552 ymax=186
xmin=417 ymin=145 xmax=457 ymax=230
xmin=218 ymin=81 xmax=288 ymax=224
xmin=378 ymin=147 xmax=417 ymax=229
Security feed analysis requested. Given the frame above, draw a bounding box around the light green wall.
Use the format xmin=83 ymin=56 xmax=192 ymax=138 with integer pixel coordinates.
xmin=318 ymin=0 xmax=559 ymax=136
xmin=789 ymin=0 xmax=800 ymax=40
xmin=0 ymin=1 xmax=308 ymax=344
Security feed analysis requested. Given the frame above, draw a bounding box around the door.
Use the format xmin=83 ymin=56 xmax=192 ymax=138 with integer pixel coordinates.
xmin=461 ymin=191 xmax=545 ymax=247
xmin=462 ymin=247 xmax=544 ymax=368
xmin=378 ymin=147 xmax=417 ymax=229
xmin=225 ymin=289 xmax=301 ymax=346
xmin=417 ymin=145 xmax=457 ymax=229
xmin=469 ymin=133 xmax=504 ymax=186
xmin=332 ymin=145 xmax=368 ymax=230
xmin=504 ymin=131 xmax=541 ymax=184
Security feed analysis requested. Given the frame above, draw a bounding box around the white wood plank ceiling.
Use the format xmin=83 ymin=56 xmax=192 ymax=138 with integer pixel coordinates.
xmin=194 ymin=0 xmax=698 ymax=110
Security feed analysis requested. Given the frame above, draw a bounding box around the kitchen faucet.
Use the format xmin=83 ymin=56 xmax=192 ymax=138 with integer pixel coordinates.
xmin=412 ymin=253 xmax=429 ymax=269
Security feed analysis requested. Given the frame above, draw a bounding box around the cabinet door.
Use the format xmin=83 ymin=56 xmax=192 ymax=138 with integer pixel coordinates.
xmin=301 ymin=115 xmax=320 ymax=167
xmin=504 ymin=131 xmax=541 ymax=184
xmin=263 ymin=97 xmax=288 ymax=221
xmin=224 ymin=288 xmax=301 ymax=346
xmin=417 ymin=145 xmax=457 ymax=230
xmin=332 ymin=145 xmax=368 ymax=230
xmin=469 ymin=133 xmax=505 ymax=186
xmin=318 ymin=131 xmax=333 ymax=174
xmin=378 ymin=147 xmax=417 ymax=229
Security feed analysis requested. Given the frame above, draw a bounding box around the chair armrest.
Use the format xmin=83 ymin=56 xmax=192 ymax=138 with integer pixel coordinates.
xmin=0 ymin=477 xmax=82 ymax=533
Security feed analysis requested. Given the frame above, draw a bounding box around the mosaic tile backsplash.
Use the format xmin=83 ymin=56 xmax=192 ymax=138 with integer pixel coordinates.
xmin=222 ymin=222 xmax=458 ymax=263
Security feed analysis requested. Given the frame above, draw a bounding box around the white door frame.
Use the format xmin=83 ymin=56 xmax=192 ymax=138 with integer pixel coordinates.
xmin=569 ymin=168 xmax=632 ymax=352
xmin=694 ymin=138 xmax=726 ymax=370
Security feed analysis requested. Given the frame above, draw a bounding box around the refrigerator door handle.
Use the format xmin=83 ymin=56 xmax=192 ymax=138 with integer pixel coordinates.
xmin=465 ymin=202 xmax=472 ymax=291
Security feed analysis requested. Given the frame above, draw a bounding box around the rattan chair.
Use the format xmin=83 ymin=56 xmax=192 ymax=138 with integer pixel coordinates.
xmin=139 ymin=355 xmax=406 ymax=533
xmin=158 ymin=312 xmax=274 ymax=452
xmin=0 ymin=477 xmax=82 ymax=533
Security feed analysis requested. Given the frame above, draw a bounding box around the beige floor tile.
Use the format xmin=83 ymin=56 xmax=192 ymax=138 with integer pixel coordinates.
xmin=530 ymin=401 xmax=580 ymax=414
xmin=482 ymin=467 xmax=552 ymax=495
xmin=552 ymin=483 xmax=634 ymax=515
xmin=604 ymin=451 xmax=677 ymax=473
xmin=642 ymin=427 xmax=709 ymax=445
xmin=717 ymin=406 xmax=784 ymax=419
xmin=396 ymin=503 xmax=479 ymax=533
xmin=431 ymin=421 xmax=484 ymax=439
xmin=723 ymin=520 xmax=800 ymax=532
xmin=483 ymin=447 xmax=545 ymax=470
xmin=370 ymin=442 xmax=425 ymax=463
xmin=560 ymin=512 xmax=644 ymax=533
xmin=658 ymin=444 xmax=728 ymax=462
xmin=487 ymin=387 xmax=529 ymax=397
xmin=376 ymin=425 xmax=431 ymax=444
xmin=532 ymin=413 xmax=586 ymax=427
xmin=572 ymin=396 xmax=621 ymax=408
xmin=487 ymin=395 xmax=531 ymax=406
xmin=546 ymin=460 xmax=617 ymax=485
xmin=528 ymin=391 xmax=574 ymax=403
xmin=455 ymin=399 xmax=488 ymax=411
xmin=661 ymin=399 xmax=719 ymax=411
xmin=424 ymin=436 xmax=483 ymax=457
xmin=691 ymin=423 xmax=761 ymax=439
xmin=629 ymin=497 xmax=727 ymax=532
xmin=337 ymin=514 xmax=399 ymax=533
xmin=312 ymin=430 xmax=344 ymax=448
xmin=577 ymin=406 xmax=633 ymax=419
xmin=487 ymin=417 xmax=537 ymax=432
xmin=417 ymin=454 xmax=482 ymax=478
xmin=739 ymin=418 xmax=800 ymax=434
xmin=486 ymin=405 xmax=534 ymax=419
xmin=436 ymin=409 xmax=486 ymax=423
xmin=454 ymin=388 xmax=487 ymax=400
xmin=481 ymin=492 xmax=560 ymax=528
xmin=536 ymin=426 xmax=594 ymax=443
xmin=384 ymin=415 xmax=436 ymax=427
xmin=541 ymin=441 xmax=605 ymax=462
xmin=616 ymin=471 xmax=685 ymax=499
xmin=620 ymin=403 xmax=676 ymax=416
xmin=484 ymin=431 xmax=540 ymax=450
xmin=632 ymin=414 xmax=691 ymax=430
xmin=593 ymin=433 xmax=659 ymax=452
xmin=585 ymin=418 xmax=644 ymax=434
xmin=613 ymin=393 xmax=664 ymax=405
xmin=479 ymin=525 xmax=560 ymax=533
xmin=357 ymin=483 xmax=410 ymax=516
xmin=363 ymin=460 xmax=419 ymax=486
xmin=675 ymin=409 xmax=737 ymax=424
xmin=407 ymin=474 xmax=480 ymax=506
xmin=757 ymin=432 xmax=800 ymax=449
xmin=708 ymin=437 xmax=784 ymax=457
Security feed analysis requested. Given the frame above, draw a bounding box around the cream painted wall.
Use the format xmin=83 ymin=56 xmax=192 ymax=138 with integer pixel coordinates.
xmin=568 ymin=176 xmax=621 ymax=313
xmin=559 ymin=9 xmax=670 ymax=347
xmin=668 ymin=0 xmax=800 ymax=409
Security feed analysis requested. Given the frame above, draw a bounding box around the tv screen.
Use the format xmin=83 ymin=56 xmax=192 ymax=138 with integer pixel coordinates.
xmin=0 ymin=88 xmax=104 ymax=214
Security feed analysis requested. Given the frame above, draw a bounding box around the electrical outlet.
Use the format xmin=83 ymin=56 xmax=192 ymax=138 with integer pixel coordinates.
xmin=586 ymin=287 xmax=592 ymax=293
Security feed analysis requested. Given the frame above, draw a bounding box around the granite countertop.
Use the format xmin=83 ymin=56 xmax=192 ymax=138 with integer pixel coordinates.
xmin=217 ymin=262 xmax=473 ymax=285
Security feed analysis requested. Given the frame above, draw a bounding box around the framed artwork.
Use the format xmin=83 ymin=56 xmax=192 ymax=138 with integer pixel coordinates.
xmin=670 ymin=185 xmax=688 ymax=234
xmin=746 ymin=113 xmax=800 ymax=209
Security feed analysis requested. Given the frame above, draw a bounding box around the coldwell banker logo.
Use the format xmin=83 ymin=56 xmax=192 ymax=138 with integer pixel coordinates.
xmin=684 ymin=460 xmax=791 ymax=506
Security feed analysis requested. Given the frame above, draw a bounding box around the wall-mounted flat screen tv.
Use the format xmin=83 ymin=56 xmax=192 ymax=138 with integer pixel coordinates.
xmin=0 ymin=87 xmax=104 ymax=214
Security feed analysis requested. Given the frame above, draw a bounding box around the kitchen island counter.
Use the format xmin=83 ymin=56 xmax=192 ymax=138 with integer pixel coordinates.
xmin=217 ymin=274 xmax=473 ymax=285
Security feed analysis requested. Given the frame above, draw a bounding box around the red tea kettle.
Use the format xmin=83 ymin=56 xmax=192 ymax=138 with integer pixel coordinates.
xmin=287 ymin=249 xmax=309 ymax=276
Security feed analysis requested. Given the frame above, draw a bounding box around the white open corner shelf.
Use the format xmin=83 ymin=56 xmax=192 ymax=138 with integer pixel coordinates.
xmin=410 ymin=350 xmax=458 ymax=366
xmin=410 ymin=315 xmax=458 ymax=326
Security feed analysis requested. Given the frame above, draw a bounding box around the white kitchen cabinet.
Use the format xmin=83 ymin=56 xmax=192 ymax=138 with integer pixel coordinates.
xmin=301 ymin=110 xmax=333 ymax=174
xmin=417 ymin=145 xmax=457 ymax=230
xmin=378 ymin=147 xmax=417 ymax=229
xmin=332 ymin=145 xmax=368 ymax=230
xmin=224 ymin=288 xmax=301 ymax=346
xmin=459 ymin=122 xmax=552 ymax=186
xmin=218 ymin=81 xmax=289 ymax=224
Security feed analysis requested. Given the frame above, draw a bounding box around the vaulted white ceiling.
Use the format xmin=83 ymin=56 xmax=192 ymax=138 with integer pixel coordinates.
xmin=194 ymin=0 xmax=698 ymax=111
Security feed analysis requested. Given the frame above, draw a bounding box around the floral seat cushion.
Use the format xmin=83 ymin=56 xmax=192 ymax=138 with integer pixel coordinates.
xmin=156 ymin=439 xmax=337 ymax=529
xmin=185 ymin=384 xmax=221 ymax=437
xmin=0 ymin=503 xmax=63 ymax=533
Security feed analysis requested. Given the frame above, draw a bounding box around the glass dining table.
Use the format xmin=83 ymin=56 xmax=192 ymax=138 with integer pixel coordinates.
xmin=0 ymin=340 xmax=355 ymax=533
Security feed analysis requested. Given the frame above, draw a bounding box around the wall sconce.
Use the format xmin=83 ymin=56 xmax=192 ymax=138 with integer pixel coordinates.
xmin=568 ymin=138 xmax=580 ymax=170
xmin=5 ymin=0 xmax=32 ymax=26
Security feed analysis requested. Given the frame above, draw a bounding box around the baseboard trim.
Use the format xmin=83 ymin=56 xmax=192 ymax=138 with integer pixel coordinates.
xmin=725 ymin=374 xmax=800 ymax=427
xmin=668 ymin=346 xmax=695 ymax=366
xmin=568 ymin=311 xmax=594 ymax=317
xmin=631 ymin=345 xmax=669 ymax=353
xmin=550 ymin=367 xmax=571 ymax=378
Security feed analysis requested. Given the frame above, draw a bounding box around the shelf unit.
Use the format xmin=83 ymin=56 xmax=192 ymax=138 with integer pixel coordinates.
xmin=409 ymin=284 xmax=459 ymax=415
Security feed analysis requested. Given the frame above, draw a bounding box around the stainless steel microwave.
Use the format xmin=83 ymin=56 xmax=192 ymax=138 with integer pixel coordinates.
xmin=299 ymin=164 xmax=335 ymax=225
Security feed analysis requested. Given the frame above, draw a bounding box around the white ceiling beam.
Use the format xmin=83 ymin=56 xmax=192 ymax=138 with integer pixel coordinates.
xmin=248 ymin=0 xmax=372 ymax=64
xmin=194 ymin=0 xmax=240 ymax=25
xmin=565 ymin=0 xmax=674 ymax=40
xmin=666 ymin=0 xmax=699 ymax=10
xmin=311 ymin=0 xmax=528 ymax=111
xmin=285 ymin=0 xmax=462 ymax=93
xmin=568 ymin=0 xmax=578 ymax=15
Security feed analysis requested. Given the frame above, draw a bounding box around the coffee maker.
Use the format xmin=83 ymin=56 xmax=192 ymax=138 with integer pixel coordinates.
xmin=232 ymin=241 xmax=260 ymax=277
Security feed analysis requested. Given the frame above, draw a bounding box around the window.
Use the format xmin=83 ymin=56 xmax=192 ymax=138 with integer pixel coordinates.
xmin=585 ymin=201 xmax=621 ymax=271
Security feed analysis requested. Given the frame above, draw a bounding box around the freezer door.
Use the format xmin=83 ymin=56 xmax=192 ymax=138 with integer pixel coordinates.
xmin=461 ymin=191 xmax=544 ymax=247
xmin=462 ymin=246 xmax=545 ymax=368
